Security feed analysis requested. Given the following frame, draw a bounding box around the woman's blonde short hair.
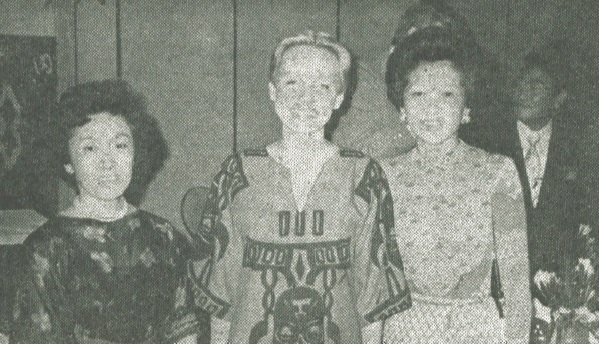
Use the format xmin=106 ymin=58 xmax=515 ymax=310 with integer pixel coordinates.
xmin=269 ymin=31 xmax=351 ymax=93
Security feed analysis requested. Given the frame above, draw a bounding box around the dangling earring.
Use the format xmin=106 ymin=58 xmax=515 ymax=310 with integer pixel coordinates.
xmin=399 ymin=108 xmax=407 ymax=123
xmin=461 ymin=109 xmax=471 ymax=124
xmin=65 ymin=164 xmax=75 ymax=174
xmin=400 ymin=109 xmax=414 ymax=135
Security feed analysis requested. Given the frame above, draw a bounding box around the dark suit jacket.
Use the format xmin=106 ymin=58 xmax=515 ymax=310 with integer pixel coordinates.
xmin=483 ymin=119 xmax=582 ymax=283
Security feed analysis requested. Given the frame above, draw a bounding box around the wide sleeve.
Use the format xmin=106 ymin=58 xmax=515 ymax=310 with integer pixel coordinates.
xmin=352 ymin=158 xmax=411 ymax=328
xmin=11 ymin=225 xmax=77 ymax=344
xmin=491 ymin=157 xmax=531 ymax=343
xmin=189 ymin=155 xmax=248 ymax=339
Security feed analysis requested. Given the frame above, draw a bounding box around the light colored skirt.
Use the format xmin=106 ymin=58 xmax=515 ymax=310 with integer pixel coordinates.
xmin=383 ymin=295 xmax=503 ymax=344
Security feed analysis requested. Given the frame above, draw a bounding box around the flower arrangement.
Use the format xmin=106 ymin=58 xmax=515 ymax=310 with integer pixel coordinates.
xmin=532 ymin=224 xmax=599 ymax=344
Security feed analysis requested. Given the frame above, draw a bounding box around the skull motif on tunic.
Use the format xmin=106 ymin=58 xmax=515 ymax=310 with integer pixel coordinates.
xmin=273 ymin=287 xmax=325 ymax=344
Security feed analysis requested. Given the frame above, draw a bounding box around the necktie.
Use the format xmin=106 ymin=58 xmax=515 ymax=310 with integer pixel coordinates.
xmin=525 ymin=133 xmax=542 ymax=207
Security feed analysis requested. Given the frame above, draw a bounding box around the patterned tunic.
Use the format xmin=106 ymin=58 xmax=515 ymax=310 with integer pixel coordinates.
xmin=192 ymin=148 xmax=411 ymax=344
xmin=11 ymin=210 xmax=202 ymax=344
xmin=381 ymin=141 xmax=530 ymax=344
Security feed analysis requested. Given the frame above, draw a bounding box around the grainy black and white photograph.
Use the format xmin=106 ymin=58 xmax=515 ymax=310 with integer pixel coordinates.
xmin=0 ymin=0 xmax=598 ymax=343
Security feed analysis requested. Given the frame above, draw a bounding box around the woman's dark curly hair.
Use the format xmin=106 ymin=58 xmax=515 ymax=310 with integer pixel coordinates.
xmin=49 ymin=79 xmax=169 ymax=205
xmin=386 ymin=27 xmax=476 ymax=110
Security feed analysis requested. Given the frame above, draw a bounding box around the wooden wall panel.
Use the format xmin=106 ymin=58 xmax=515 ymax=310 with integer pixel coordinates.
xmin=51 ymin=0 xmax=78 ymax=212
xmin=52 ymin=0 xmax=77 ymax=93
xmin=449 ymin=0 xmax=509 ymax=62
xmin=339 ymin=0 xmax=419 ymax=76
xmin=76 ymin=0 xmax=117 ymax=82
xmin=0 ymin=0 xmax=54 ymax=36
xmin=236 ymin=0 xmax=337 ymax=150
xmin=121 ymin=0 xmax=233 ymax=227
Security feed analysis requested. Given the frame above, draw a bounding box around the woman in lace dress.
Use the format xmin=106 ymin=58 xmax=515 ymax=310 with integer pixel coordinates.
xmin=381 ymin=28 xmax=531 ymax=343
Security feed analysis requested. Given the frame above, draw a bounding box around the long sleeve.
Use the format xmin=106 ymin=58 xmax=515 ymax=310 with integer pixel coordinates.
xmin=353 ymin=158 xmax=411 ymax=328
xmin=492 ymin=158 xmax=531 ymax=343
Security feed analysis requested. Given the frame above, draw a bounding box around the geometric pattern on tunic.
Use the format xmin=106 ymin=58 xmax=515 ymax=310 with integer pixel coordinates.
xmin=194 ymin=154 xmax=249 ymax=318
xmin=194 ymin=150 xmax=414 ymax=343
xmin=243 ymin=238 xmax=350 ymax=344
xmin=355 ymin=158 xmax=411 ymax=322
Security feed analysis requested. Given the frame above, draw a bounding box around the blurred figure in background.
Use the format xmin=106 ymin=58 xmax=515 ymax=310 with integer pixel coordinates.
xmin=484 ymin=50 xmax=584 ymax=341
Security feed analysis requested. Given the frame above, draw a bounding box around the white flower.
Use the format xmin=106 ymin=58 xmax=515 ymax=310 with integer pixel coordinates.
xmin=579 ymin=258 xmax=595 ymax=276
xmin=534 ymin=269 xmax=557 ymax=288
xmin=580 ymin=224 xmax=593 ymax=236
xmin=90 ymin=251 xmax=113 ymax=273
xmin=81 ymin=226 xmax=106 ymax=243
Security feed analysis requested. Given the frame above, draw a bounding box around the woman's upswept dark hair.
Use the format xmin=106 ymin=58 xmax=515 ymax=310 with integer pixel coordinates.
xmin=392 ymin=0 xmax=477 ymax=48
xmin=386 ymin=27 xmax=475 ymax=110
xmin=49 ymin=79 xmax=169 ymax=205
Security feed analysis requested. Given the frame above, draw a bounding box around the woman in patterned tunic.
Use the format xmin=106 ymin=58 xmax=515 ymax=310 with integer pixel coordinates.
xmin=381 ymin=28 xmax=531 ymax=343
xmin=11 ymin=80 xmax=203 ymax=343
xmin=191 ymin=31 xmax=411 ymax=344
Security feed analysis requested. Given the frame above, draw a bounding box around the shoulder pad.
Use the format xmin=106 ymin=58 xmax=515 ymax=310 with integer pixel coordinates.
xmin=243 ymin=148 xmax=268 ymax=157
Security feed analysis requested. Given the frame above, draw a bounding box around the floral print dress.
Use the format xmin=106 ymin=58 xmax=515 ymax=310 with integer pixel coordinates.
xmin=382 ymin=141 xmax=531 ymax=344
xmin=11 ymin=210 xmax=202 ymax=344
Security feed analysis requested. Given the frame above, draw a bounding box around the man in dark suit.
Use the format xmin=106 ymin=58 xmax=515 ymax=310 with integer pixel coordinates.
xmin=484 ymin=52 xmax=582 ymax=342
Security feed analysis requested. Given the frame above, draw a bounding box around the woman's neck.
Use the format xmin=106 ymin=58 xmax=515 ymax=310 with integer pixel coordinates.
xmin=281 ymin=127 xmax=326 ymax=151
xmin=417 ymin=136 xmax=460 ymax=158
xmin=66 ymin=195 xmax=129 ymax=221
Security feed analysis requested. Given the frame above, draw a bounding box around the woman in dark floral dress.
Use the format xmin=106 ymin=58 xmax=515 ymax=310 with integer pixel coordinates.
xmin=11 ymin=80 xmax=203 ymax=343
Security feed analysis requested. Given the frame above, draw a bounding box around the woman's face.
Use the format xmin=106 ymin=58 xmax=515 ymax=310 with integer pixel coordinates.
xmin=65 ymin=112 xmax=133 ymax=202
xmin=269 ymin=45 xmax=344 ymax=134
xmin=401 ymin=60 xmax=469 ymax=146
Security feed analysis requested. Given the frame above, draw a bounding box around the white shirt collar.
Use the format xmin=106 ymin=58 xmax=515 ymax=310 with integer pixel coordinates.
xmin=517 ymin=120 xmax=552 ymax=152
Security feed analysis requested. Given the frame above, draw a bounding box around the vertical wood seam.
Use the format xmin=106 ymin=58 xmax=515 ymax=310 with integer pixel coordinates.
xmin=73 ymin=0 xmax=79 ymax=84
xmin=232 ymin=0 xmax=238 ymax=153
xmin=115 ymin=0 xmax=122 ymax=78
xmin=336 ymin=0 xmax=341 ymax=41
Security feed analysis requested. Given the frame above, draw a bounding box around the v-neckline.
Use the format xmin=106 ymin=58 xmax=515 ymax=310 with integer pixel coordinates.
xmin=267 ymin=145 xmax=339 ymax=212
